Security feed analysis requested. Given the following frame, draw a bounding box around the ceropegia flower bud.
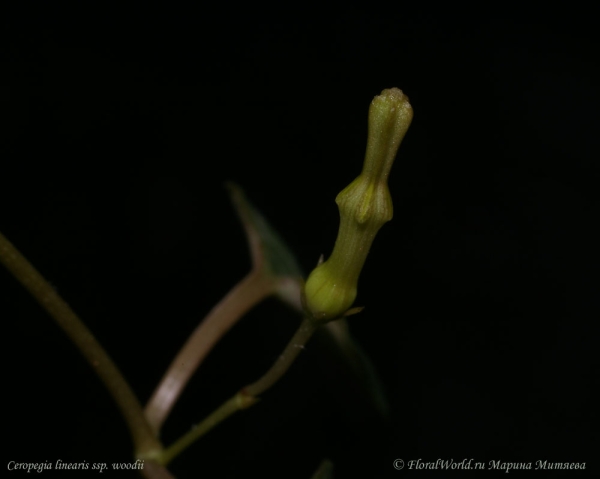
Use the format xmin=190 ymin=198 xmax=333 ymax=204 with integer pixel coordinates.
xmin=304 ymin=88 xmax=413 ymax=322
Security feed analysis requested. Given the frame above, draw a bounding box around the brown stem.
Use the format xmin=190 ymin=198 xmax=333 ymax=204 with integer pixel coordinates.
xmin=141 ymin=460 xmax=178 ymax=479
xmin=144 ymin=270 xmax=273 ymax=433
xmin=0 ymin=231 xmax=162 ymax=458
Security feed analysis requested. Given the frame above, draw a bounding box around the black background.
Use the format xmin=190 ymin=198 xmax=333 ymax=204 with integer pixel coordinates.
xmin=2 ymin=5 xmax=599 ymax=479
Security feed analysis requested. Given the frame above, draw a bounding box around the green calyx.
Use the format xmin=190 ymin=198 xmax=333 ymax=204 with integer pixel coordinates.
xmin=304 ymin=88 xmax=413 ymax=323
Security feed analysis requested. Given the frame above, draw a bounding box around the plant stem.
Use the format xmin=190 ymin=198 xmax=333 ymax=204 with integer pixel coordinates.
xmin=144 ymin=270 xmax=273 ymax=433
xmin=0 ymin=231 xmax=162 ymax=458
xmin=243 ymin=316 xmax=317 ymax=397
xmin=159 ymin=392 xmax=257 ymax=466
xmin=159 ymin=316 xmax=318 ymax=465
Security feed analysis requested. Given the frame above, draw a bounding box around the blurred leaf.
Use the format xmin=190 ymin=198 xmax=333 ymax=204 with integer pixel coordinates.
xmin=310 ymin=459 xmax=334 ymax=479
xmin=322 ymin=319 xmax=390 ymax=418
xmin=226 ymin=182 xmax=303 ymax=278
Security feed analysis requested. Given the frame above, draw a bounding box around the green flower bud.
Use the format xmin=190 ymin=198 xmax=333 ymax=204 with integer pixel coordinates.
xmin=304 ymin=88 xmax=413 ymax=322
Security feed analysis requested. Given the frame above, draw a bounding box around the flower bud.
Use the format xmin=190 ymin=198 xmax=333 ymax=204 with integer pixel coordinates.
xmin=304 ymin=88 xmax=413 ymax=322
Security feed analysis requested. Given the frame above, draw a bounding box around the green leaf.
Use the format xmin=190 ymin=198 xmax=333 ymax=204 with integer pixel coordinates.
xmin=310 ymin=459 xmax=334 ymax=479
xmin=226 ymin=182 xmax=304 ymax=310
xmin=226 ymin=182 xmax=303 ymax=278
xmin=321 ymin=319 xmax=390 ymax=418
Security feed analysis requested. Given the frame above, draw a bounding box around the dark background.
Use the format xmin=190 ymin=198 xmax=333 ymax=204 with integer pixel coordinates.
xmin=2 ymin=6 xmax=598 ymax=479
